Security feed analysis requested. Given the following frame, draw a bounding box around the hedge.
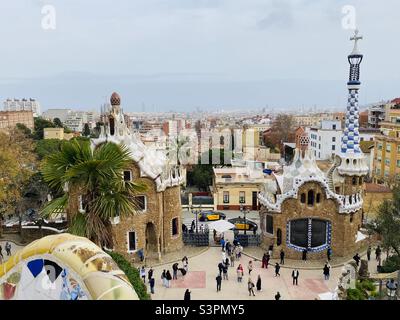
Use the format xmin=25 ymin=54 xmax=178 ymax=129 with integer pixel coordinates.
xmin=106 ymin=250 xmax=151 ymax=300
xmin=380 ymin=255 xmax=400 ymax=273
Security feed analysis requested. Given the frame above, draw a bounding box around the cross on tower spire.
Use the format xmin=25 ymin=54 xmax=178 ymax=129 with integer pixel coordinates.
xmin=350 ymin=29 xmax=363 ymax=55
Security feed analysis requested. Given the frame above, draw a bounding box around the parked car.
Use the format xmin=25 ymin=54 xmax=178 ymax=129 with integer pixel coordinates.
xmin=228 ymin=217 xmax=258 ymax=232
xmin=198 ymin=211 xmax=226 ymax=222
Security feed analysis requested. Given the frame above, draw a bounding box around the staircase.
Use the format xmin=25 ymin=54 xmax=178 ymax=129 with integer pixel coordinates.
xmin=326 ymin=156 xmax=341 ymax=192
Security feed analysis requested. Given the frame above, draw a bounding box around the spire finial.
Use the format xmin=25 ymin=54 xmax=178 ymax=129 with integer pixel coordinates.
xmin=350 ymin=29 xmax=363 ymax=55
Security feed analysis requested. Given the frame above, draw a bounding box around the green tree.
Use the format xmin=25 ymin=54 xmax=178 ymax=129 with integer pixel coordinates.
xmin=33 ymin=117 xmax=55 ymax=140
xmin=372 ymin=184 xmax=400 ymax=257
xmin=41 ymin=140 xmax=147 ymax=247
xmin=16 ymin=123 xmax=32 ymax=136
xmin=35 ymin=139 xmax=64 ymax=159
xmin=53 ymin=118 xmax=63 ymax=128
xmin=82 ymin=123 xmax=91 ymax=137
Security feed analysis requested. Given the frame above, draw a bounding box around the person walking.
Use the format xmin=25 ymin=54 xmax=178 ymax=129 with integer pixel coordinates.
xmin=148 ymin=267 xmax=154 ymax=282
xmin=165 ymin=270 xmax=172 ymax=288
xmin=375 ymin=245 xmax=381 ymax=261
xmin=173 ymin=263 xmax=179 ymax=280
xmin=248 ymin=260 xmax=253 ymax=275
xmin=366 ymin=246 xmax=371 ymax=261
xmin=275 ymin=292 xmax=281 ymax=300
xmin=268 ymin=245 xmax=273 ymax=257
xmin=184 ymin=289 xmax=191 ymax=301
xmin=275 ymin=263 xmax=281 ymax=277
xmin=5 ymin=242 xmax=11 ymax=256
xmin=323 ymin=264 xmax=330 ymax=280
xmin=280 ymin=249 xmax=285 ymax=265
xmin=140 ymin=266 xmax=146 ymax=283
xmin=353 ymin=253 xmax=361 ymax=267
xmin=266 ymin=253 xmax=270 ymax=268
xmin=248 ymin=278 xmax=256 ymax=296
xmin=218 ymin=262 xmax=224 ymax=276
xmin=291 ymin=269 xmax=299 ymax=285
xmin=216 ymin=274 xmax=222 ymax=292
xmin=0 ymin=245 xmax=4 ymax=260
xmin=302 ymin=248 xmax=307 ymax=262
xmin=222 ymin=264 xmax=228 ymax=280
xmin=221 ymin=238 xmax=226 ymax=252
xmin=182 ymin=256 xmax=189 ymax=272
xmin=237 ymin=265 xmax=244 ymax=282
xmin=256 ymin=275 xmax=262 ymax=292
xmin=149 ymin=277 xmax=155 ymax=294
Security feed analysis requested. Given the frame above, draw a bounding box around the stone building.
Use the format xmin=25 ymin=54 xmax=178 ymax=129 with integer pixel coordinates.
xmin=92 ymin=92 xmax=185 ymax=262
xmin=258 ymin=30 xmax=370 ymax=260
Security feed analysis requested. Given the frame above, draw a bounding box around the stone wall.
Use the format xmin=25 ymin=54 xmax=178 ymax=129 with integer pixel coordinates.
xmin=260 ymin=181 xmax=363 ymax=260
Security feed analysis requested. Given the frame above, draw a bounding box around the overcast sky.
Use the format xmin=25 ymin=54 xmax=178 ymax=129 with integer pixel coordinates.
xmin=0 ymin=0 xmax=399 ymax=112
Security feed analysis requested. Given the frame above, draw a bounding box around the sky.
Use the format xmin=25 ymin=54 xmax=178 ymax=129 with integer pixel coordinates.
xmin=0 ymin=0 xmax=399 ymax=112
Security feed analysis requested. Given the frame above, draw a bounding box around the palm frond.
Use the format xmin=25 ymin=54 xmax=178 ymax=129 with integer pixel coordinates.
xmin=40 ymin=194 xmax=68 ymax=219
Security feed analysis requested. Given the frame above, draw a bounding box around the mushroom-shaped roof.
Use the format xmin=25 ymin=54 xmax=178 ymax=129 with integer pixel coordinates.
xmin=110 ymin=92 xmax=121 ymax=106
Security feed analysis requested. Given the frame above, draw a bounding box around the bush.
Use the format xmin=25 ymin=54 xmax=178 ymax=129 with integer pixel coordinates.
xmin=347 ymin=288 xmax=367 ymax=300
xmin=106 ymin=250 xmax=151 ymax=300
xmin=380 ymin=255 xmax=400 ymax=273
xmin=358 ymin=279 xmax=376 ymax=292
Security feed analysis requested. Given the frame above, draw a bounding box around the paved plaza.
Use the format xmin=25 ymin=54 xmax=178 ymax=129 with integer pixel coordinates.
xmin=147 ymin=246 xmax=363 ymax=300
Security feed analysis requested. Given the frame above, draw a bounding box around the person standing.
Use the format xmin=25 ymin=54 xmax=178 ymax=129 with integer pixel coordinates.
xmin=230 ymin=251 xmax=235 ymax=267
xmin=0 ymin=245 xmax=3 ymax=259
xmin=302 ymin=248 xmax=307 ymax=262
xmin=375 ymin=245 xmax=381 ymax=261
xmin=221 ymin=238 xmax=226 ymax=252
xmin=256 ymin=275 xmax=262 ymax=292
xmin=148 ymin=267 xmax=154 ymax=282
xmin=366 ymin=246 xmax=371 ymax=261
xmin=161 ymin=270 xmax=167 ymax=287
xmin=216 ymin=274 xmax=222 ymax=292
xmin=184 ymin=289 xmax=191 ymax=301
xmin=173 ymin=263 xmax=179 ymax=280
xmin=222 ymin=264 xmax=228 ymax=280
xmin=280 ymin=249 xmax=285 ymax=265
xmin=323 ymin=264 xmax=330 ymax=280
xmin=248 ymin=278 xmax=256 ymax=296
xmin=218 ymin=262 xmax=224 ymax=276
xmin=182 ymin=256 xmax=189 ymax=272
xmin=237 ymin=265 xmax=244 ymax=282
xmin=266 ymin=253 xmax=270 ymax=268
xmin=275 ymin=263 xmax=281 ymax=277
xmin=353 ymin=253 xmax=361 ymax=267
xmin=140 ymin=266 xmax=146 ymax=283
xmin=5 ymin=242 xmax=11 ymax=256
xmin=275 ymin=292 xmax=281 ymax=300
xmin=268 ymin=245 xmax=273 ymax=257
xmin=291 ymin=269 xmax=299 ymax=285
xmin=165 ymin=270 xmax=172 ymax=288
xmin=327 ymin=247 xmax=332 ymax=261
xmin=248 ymin=260 xmax=253 ymax=275
xmin=262 ymin=253 xmax=268 ymax=268
xmin=149 ymin=277 xmax=155 ymax=294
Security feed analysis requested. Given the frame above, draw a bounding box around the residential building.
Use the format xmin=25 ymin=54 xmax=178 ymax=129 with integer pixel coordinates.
xmin=43 ymin=127 xmax=74 ymax=140
xmin=307 ymin=120 xmax=342 ymax=160
xmin=3 ymin=98 xmax=41 ymax=117
xmin=0 ymin=110 xmax=34 ymax=131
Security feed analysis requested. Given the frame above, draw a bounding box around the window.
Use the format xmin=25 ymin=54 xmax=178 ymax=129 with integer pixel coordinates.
xmin=266 ymin=215 xmax=273 ymax=234
xmin=128 ymin=231 xmax=136 ymax=251
xmin=385 ymin=158 xmax=390 ymax=166
xmin=239 ymin=191 xmax=245 ymax=204
xmin=378 ymin=143 xmax=382 ymax=150
xmin=276 ymin=228 xmax=282 ymax=246
xmin=223 ymin=191 xmax=229 ymax=204
xmin=300 ymin=193 xmax=306 ymax=203
xmin=316 ymin=193 xmax=321 ymax=204
xmin=123 ymin=170 xmax=132 ymax=181
xmin=332 ymin=145 xmax=335 ymax=151
xmin=332 ymin=137 xmax=336 ymax=142
xmin=134 ymin=196 xmax=146 ymax=211
xmin=288 ymin=218 xmax=330 ymax=250
xmin=397 ymin=160 xmax=400 ymax=168
xmin=332 ymin=124 xmax=337 ymax=130
xmin=352 ymin=177 xmax=357 ymax=185
xmin=398 ymin=145 xmax=400 ymax=153
xmin=307 ymin=190 xmax=314 ymax=206
xmin=172 ymin=218 xmax=179 ymax=236
xmin=386 ymin=144 xmax=391 ymax=152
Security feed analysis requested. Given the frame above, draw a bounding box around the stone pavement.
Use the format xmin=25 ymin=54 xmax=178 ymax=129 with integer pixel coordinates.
xmin=0 ymin=240 xmax=24 ymax=263
xmin=148 ymin=245 xmax=388 ymax=300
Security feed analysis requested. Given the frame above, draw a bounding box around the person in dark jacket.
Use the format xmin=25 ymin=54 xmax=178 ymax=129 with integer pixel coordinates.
xmin=366 ymin=246 xmax=371 ymax=261
xmin=148 ymin=267 xmax=153 ymax=281
xmin=184 ymin=289 xmax=191 ymax=301
xmin=149 ymin=277 xmax=155 ymax=294
xmin=275 ymin=263 xmax=281 ymax=277
xmin=262 ymin=253 xmax=268 ymax=268
xmin=280 ymin=249 xmax=285 ymax=265
xmin=165 ymin=270 xmax=172 ymax=288
xmin=291 ymin=269 xmax=299 ymax=285
xmin=222 ymin=264 xmax=228 ymax=280
xmin=353 ymin=253 xmax=361 ymax=267
xmin=323 ymin=264 xmax=330 ymax=280
xmin=172 ymin=263 xmax=179 ymax=280
xmin=275 ymin=292 xmax=281 ymax=300
xmin=218 ymin=262 xmax=224 ymax=276
xmin=256 ymin=275 xmax=262 ymax=291
xmin=302 ymin=248 xmax=307 ymax=262
xmin=216 ymin=274 xmax=222 ymax=292
xmin=327 ymin=247 xmax=332 ymax=261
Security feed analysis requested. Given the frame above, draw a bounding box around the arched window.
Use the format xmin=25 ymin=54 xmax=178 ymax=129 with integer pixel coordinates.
xmin=300 ymin=193 xmax=306 ymax=204
xmin=266 ymin=215 xmax=273 ymax=234
xmin=276 ymin=228 xmax=282 ymax=246
xmin=316 ymin=193 xmax=321 ymax=204
xmin=307 ymin=190 xmax=314 ymax=206
xmin=359 ymin=177 xmax=363 ymax=185
xmin=352 ymin=177 xmax=357 ymax=185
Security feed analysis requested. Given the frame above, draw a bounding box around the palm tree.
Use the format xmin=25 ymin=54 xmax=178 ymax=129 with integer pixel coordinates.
xmin=41 ymin=139 xmax=147 ymax=247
